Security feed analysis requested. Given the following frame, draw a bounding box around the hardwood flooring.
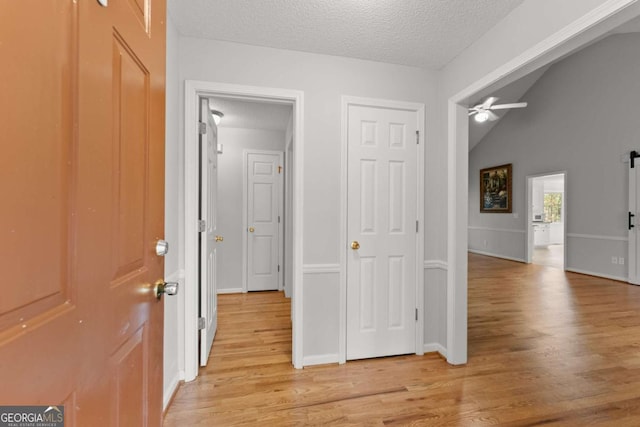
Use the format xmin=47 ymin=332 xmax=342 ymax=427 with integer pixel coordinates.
xmin=164 ymin=254 xmax=640 ymax=426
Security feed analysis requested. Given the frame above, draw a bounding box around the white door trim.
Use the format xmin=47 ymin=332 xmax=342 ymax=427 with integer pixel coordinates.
xmin=242 ymin=148 xmax=284 ymax=293
xmin=447 ymin=0 xmax=640 ymax=365
xmin=340 ymin=95 xmax=425 ymax=364
xmin=184 ymin=81 xmax=305 ymax=380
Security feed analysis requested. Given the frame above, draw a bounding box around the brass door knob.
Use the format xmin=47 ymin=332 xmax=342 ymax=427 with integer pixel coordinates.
xmin=248 ymin=227 xmax=255 ymax=233
xmin=351 ymin=241 xmax=360 ymax=250
xmin=215 ymin=236 xmax=224 ymax=242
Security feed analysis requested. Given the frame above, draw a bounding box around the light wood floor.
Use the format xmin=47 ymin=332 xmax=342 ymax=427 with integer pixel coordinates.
xmin=164 ymin=254 xmax=640 ymax=426
xmin=532 ymin=244 xmax=564 ymax=269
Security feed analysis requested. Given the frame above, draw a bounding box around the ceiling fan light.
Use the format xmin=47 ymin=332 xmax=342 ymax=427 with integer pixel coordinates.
xmin=475 ymin=111 xmax=489 ymax=123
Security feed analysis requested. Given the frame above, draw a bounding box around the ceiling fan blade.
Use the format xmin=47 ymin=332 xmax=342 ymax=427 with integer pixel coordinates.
xmin=489 ymin=102 xmax=528 ymax=110
xmin=487 ymin=111 xmax=499 ymax=121
xmin=468 ymin=110 xmax=478 ymax=116
xmin=482 ymin=97 xmax=499 ymax=109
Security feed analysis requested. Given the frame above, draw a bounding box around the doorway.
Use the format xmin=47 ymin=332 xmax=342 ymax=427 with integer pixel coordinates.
xmin=526 ymin=173 xmax=566 ymax=269
xmin=184 ymin=82 xmax=304 ymax=380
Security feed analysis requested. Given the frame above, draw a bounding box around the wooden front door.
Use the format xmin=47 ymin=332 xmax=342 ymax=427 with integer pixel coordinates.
xmin=0 ymin=0 xmax=166 ymax=425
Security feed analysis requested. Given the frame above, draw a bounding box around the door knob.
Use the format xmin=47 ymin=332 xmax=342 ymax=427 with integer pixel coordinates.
xmin=155 ymin=239 xmax=169 ymax=256
xmin=155 ymin=281 xmax=179 ymax=300
xmin=249 ymin=227 xmax=255 ymax=233
xmin=351 ymin=241 xmax=360 ymax=250
xmin=215 ymin=235 xmax=224 ymax=242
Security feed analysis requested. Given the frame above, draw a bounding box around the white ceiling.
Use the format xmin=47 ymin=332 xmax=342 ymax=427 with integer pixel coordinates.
xmin=208 ymin=97 xmax=292 ymax=132
xmin=167 ymin=0 xmax=525 ymax=70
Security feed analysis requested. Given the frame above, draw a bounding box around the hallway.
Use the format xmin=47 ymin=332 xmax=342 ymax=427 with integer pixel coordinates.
xmin=164 ymin=256 xmax=640 ymax=425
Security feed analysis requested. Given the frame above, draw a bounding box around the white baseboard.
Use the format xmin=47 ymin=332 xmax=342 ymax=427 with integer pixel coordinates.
xmin=468 ymin=249 xmax=526 ymax=263
xmin=217 ymin=287 xmax=244 ymax=294
xmin=565 ymin=267 xmax=627 ymax=283
xmin=302 ymin=353 xmax=339 ymax=367
xmin=163 ymin=370 xmax=181 ymax=411
xmin=423 ymin=343 xmax=447 ymax=358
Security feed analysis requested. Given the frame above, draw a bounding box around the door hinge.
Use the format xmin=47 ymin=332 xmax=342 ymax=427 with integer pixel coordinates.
xmin=277 ymin=265 xmax=280 ymax=272
xmin=278 ymin=166 xmax=283 ymax=174
xmin=415 ymin=308 xmax=418 ymax=321
xmin=416 ymin=220 xmax=419 ymax=233
xmin=198 ymin=317 xmax=206 ymax=330
xmin=631 ymin=150 xmax=640 ymax=168
xmin=416 ymin=130 xmax=420 ymax=145
xmin=197 ymin=220 xmax=206 ymax=232
xmin=198 ymin=122 xmax=207 ymax=135
xmin=278 ymin=215 xmax=281 ymax=223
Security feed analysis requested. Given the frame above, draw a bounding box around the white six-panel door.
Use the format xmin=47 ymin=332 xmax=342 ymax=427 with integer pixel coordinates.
xmin=247 ymin=151 xmax=283 ymax=291
xmin=347 ymin=105 xmax=418 ymax=360
xmin=199 ymin=98 xmax=218 ymax=366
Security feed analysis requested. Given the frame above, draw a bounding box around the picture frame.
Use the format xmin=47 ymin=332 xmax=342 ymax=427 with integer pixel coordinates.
xmin=480 ymin=163 xmax=512 ymax=213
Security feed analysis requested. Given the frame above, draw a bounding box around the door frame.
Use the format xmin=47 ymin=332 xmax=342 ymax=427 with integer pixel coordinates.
xmin=242 ymin=149 xmax=285 ymax=293
xmin=339 ymin=95 xmax=426 ymax=364
xmin=184 ymin=81 xmax=305 ymax=380
xmin=448 ymin=1 xmax=640 ymax=365
xmin=525 ymin=171 xmax=567 ymax=267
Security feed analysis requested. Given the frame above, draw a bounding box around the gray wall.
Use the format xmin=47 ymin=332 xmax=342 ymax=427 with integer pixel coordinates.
xmin=217 ymin=127 xmax=287 ymax=292
xmin=174 ymin=36 xmax=443 ymax=363
xmin=469 ymin=33 xmax=640 ymax=280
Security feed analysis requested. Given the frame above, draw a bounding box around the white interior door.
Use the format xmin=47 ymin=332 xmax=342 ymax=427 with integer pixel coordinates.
xmin=247 ymin=151 xmax=282 ymax=291
xmin=199 ymin=98 xmax=218 ymax=365
xmin=347 ymin=105 xmax=418 ymax=360
xmin=629 ymin=153 xmax=639 ymax=285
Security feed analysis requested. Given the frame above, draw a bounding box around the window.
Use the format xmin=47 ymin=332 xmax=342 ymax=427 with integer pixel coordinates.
xmin=544 ymin=193 xmax=562 ymax=223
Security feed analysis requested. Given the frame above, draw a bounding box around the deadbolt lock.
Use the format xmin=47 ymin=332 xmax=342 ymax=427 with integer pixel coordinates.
xmin=215 ymin=236 xmax=224 ymax=242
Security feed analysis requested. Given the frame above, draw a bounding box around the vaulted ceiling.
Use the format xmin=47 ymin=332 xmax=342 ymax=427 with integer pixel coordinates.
xmin=167 ymin=0 xmax=525 ymax=70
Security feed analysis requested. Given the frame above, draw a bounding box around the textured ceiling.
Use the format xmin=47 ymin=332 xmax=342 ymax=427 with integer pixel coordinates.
xmin=167 ymin=0 xmax=525 ymax=69
xmin=209 ymin=97 xmax=292 ymax=132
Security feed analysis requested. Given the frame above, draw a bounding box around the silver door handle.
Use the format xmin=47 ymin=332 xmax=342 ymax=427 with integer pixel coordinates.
xmin=155 ymin=281 xmax=179 ymax=299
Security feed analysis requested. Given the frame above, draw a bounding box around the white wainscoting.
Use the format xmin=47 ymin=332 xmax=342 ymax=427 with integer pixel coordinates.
xmin=468 ymin=249 xmax=526 ymax=263
xmin=468 ymin=226 xmax=527 ymax=262
xmin=163 ymin=269 xmax=185 ymax=411
xmin=302 ymin=266 xmax=341 ymax=366
xmin=423 ymin=259 xmax=448 ymax=359
xmin=302 ymin=264 xmax=341 ymax=274
xmin=424 ymin=260 xmax=448 ymax=270
xmin=566 ymin=233 xmax=628 ymax=282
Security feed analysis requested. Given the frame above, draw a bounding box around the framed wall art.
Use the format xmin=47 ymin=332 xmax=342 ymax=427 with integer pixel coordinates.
xmin=480 ymin=163 xmax=512 ymax=213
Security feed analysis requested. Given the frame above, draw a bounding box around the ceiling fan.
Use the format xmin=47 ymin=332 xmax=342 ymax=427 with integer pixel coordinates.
xmin=469 ymin=97 xmax=528 ymax=123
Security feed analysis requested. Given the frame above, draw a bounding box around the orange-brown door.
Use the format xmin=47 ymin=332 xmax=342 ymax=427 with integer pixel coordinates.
xmin=0 ymin=0 xmax=166 ymax=425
